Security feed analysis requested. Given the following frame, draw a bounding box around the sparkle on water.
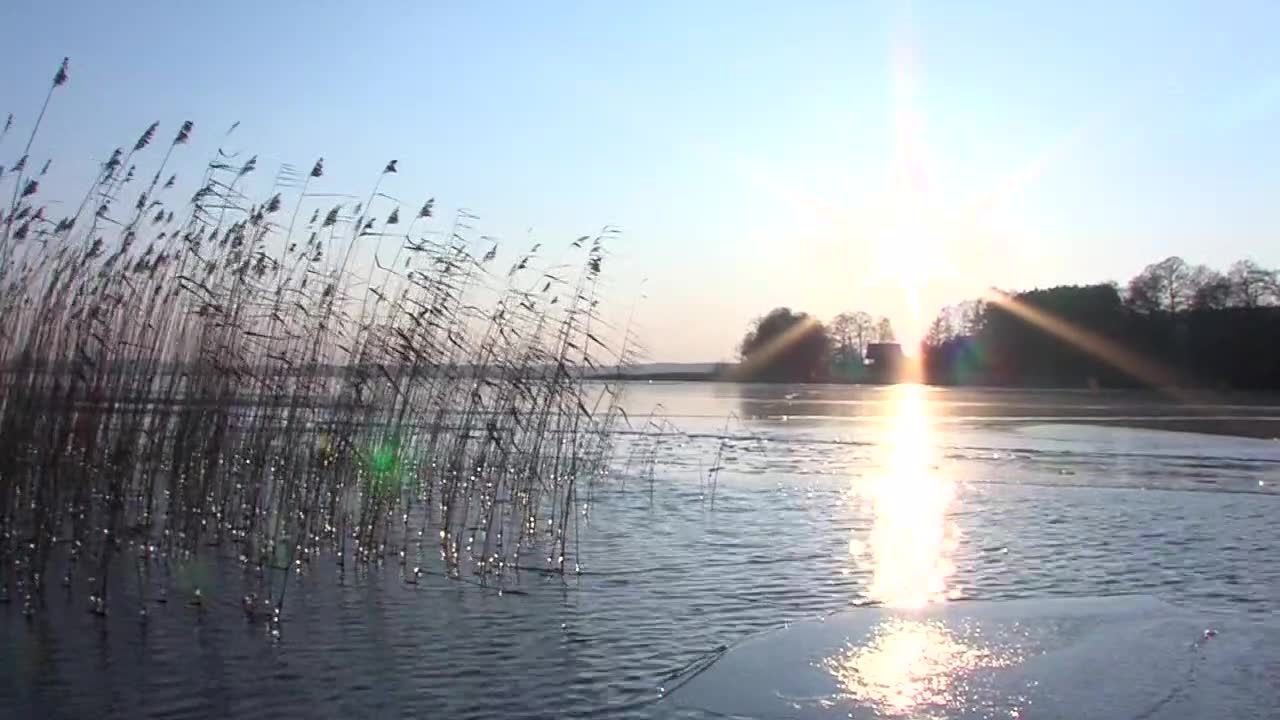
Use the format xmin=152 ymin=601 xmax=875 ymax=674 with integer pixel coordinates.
xmin=821 ymin=618 xmax=1023 ymax=718
xmin=852 ymin=383 xmax=959 ymax=609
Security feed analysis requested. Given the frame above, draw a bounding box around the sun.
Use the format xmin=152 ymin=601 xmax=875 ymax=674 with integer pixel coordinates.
xmin=864 ymin=188 xmax=954 ymax=352
xmin=858 ymin=35 xmax=959 ymax=353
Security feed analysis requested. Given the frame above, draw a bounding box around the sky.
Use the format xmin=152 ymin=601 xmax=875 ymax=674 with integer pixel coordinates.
xmin=4 ymin=1 xmax=1280 ymax=361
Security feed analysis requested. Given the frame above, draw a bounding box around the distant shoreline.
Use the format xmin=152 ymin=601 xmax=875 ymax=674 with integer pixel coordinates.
xmin=595 ymin=376 xmax=1280 ymax=440
xmin=594 ymin=372 xmax=1280 ymax=396
xmin=991 ymin=417 xmax=1280 ymax=441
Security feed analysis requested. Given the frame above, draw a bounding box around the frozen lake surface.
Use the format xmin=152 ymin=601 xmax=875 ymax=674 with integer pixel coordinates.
xmin=3 ymin=383 xmax=1279 ymax=718
xmin=665 ymin=595 xmax=1279 ymax=719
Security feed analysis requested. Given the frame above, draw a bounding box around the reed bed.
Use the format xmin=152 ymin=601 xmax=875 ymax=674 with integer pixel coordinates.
xmin=0 ymin=59 xmax=648 ymax=624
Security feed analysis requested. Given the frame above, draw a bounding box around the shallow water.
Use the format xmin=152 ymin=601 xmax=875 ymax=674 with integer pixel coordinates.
xmin=4 ymin=382 xmax=1280 ymax=718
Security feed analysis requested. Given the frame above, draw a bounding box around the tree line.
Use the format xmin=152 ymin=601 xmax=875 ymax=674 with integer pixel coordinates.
xmin=923 ymin=257 xmax=1280 ymax=389
xmin=734 ymin=307 xmax=896 ymax=382
xmin=734 ymin=256 xmax=1279 ymax=388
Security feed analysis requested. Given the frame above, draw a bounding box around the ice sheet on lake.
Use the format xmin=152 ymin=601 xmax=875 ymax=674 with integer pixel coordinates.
xmin=663 ymin=596 xmax=1276 ymax=719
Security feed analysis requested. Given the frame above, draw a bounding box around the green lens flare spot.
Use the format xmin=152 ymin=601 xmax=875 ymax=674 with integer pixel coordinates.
xmin=371 ymin=443 xmax=398 ymax=475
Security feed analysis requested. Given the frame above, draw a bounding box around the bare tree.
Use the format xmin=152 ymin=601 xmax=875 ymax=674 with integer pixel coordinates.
xmin=829 ymin=312 xmax=855 ymax=359
xmin=1189 ymin=266 xmax=1231 ymax=310
xmin=924 ymin=311 xmax=954 ymax=346
xmin=875 ymin=316 xmax=895 ymax=343
xmin=925 ymin=300 xmax=987 ymax=346
xmin=954 ymin=299 xmax=986 ymax=335
xmin=830 ymin=310 xmax=875 ymax=359
xmin=853 ymin=311 xmax=875 ymax=351
xmin=1127 ymin=256 xmax=1195 ymax=312
xmin=1226 ymin=259 xmax=1278 ymax=307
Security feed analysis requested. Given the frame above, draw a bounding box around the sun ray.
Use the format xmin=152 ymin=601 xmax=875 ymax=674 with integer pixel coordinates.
xmin=982 ymin=288 xmax=1192 ymax=396
xmin=731 ymin=314 xmax=822 ymax=380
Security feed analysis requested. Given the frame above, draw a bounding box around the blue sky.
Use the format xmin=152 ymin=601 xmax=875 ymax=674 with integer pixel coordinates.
xmin=4 ymin=1 xmax=1280 ymax=360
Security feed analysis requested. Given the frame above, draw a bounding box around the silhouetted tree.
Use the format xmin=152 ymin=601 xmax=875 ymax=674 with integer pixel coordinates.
xmin=738 ymin=307 xmax=831 ymax=382
xmin=875 ymin=316 xmax=896 ymax=343
xmin=981 ymin=284 xmax=1130 ymax=386
xmin=924 ymin=312 xmax=954 ymax=347
xmin=923 ymin=259 xmax=1280 ymax=389
xmin=926 ymin=300 xmax=986 ymax=345
xmin=1226 ymin=260 xmax=1278 ymax=307
xmin=955 ymin=300 xmax=986 ymax=335
xmin=830 ymin=310 xmax=874 ymax=361
xmin=1190 ymin=267 xmax=1232 ymax=310
xmin=1127 ymin=256 xmax=1195 ymax=313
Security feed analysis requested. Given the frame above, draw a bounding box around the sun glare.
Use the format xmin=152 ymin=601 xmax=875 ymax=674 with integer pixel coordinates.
xmin=851 ymin=383 xmax=958 ymax=609
xmin=822 ymin=618 xmax=1023 ymax=717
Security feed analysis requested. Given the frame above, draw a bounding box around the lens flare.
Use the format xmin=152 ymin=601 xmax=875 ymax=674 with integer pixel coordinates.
xmin=983 ymin=288 xmax=1186 ymax=393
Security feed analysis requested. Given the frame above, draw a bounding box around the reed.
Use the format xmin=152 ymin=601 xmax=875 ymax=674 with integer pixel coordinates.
xmin=0 ymin=58 xmax=650 ymax=625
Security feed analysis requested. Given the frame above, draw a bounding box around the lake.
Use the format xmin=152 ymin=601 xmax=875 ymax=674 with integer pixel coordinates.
xmin=4 ymin=382 xmax=1280 ymax=718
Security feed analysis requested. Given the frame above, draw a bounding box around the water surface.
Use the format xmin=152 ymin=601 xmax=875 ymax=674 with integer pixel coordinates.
xmin=4 ymin=383 xmax=1279 ymax=718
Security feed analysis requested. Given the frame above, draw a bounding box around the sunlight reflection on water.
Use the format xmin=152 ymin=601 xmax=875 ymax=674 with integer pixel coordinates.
xmin=832 ymin=385 xmax=996 ymax=716
xmin=850 ymin=383 xmax=960 ymax=609
xmin=821 ymin=618 xmax=1026 ymax=719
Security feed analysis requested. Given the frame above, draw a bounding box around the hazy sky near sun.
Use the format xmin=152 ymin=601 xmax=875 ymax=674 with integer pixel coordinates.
xmin=4 ymin=1 xmax=1280 ymax=361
